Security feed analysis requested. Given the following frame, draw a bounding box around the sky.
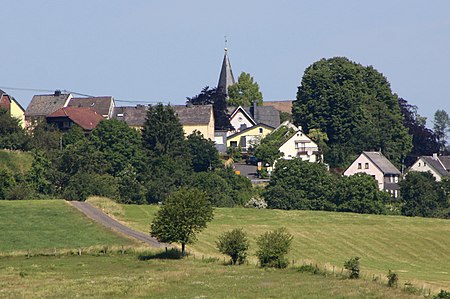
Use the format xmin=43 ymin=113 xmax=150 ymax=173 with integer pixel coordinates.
xmin=1 ymin=0 xmax=449 ymax=127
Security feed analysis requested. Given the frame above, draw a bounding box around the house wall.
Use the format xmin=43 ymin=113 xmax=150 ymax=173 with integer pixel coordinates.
xmin=10 ymin=99 xmax=25 ymax=128
xmin=279 ymin=131 xmax=319 ymax=162
xmin=229 ymin=109 xmax=254 ymax=132
xmin=409 ymin=158 xmax=443 ymax=181
xmin=343 ymin=155 xmax=385 ymax=190
xmin=226 ymin=125 xmax=273 ymax=149
xmin=183 ymin=124 xmax=213 ymax=140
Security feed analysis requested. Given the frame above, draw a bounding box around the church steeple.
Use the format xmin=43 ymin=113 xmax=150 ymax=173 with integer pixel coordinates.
xmin=217 ymin=48 xmax=235 ymax=96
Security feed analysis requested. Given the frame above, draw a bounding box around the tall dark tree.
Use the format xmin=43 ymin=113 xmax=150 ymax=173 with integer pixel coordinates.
xmin=186 ymin=131 xmax=221 ymax=172
xmin=187 ymin=86 xmax=232 ymax=130
xmin=398 ymin=98 xmax=439 ymax=166
xmin=292 ymin=57 xmax=412 ymax=168
xmin=433 ymin=109 xmax=450 ymax=155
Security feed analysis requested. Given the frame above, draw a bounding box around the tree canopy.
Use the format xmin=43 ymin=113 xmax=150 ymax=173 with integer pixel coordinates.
xmin=292 ymin=57 xmax=412 ymax=168
xmin=227 ymin=72 xmax=263 ymax=107
xmin=433 ymin=109 xmax=450 ymax=155
xmin=0 ymin=109 xmax=29 ymax=150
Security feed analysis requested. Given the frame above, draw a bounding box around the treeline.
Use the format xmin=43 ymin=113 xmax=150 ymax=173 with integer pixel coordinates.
xmin=0 ymin=105 xmax=253 ymax=205
xmin=264 ymin=159 xmax=450 ymax=218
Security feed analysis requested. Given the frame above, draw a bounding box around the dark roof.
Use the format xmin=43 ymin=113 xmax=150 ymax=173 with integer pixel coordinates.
xmin=47 ymin=107 xmax=103 ymax=130
xmin=25 ymin=93 xmax=71 ymax=117
xmin=227 ymin=123 xmax=275 ymax=139
xmin=363 ymin=152 xmax=401 ymax=175
xmin=68 ymin=96 xmax=114 ymax=118
xmin=217 ymin=48 xmax=235 ymax=95
xmin=420 ymin=155 xmax=450 ymax=177
xmin=173 ymin=105 xmax=213 ymax=125
xmin=263 ymin=100 xmax=293 ymax=114
xmin=250 ymin=105 xmax=280 ymax=128
xmin=113 ymin=105 xmax=148 ymax=127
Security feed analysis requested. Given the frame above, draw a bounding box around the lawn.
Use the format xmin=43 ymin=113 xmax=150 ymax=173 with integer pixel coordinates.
xmin=0 ymin=253 xmax=422 ymax=298
xmin=0 ymin=200 xmax=135 ymax=253
xmin=112 ymin=204 xmax=450 ymax=291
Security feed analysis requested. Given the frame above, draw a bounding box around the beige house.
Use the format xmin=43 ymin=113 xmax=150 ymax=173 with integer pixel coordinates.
xmin=277 ymin=123 xmax=321 ymax=162
xmin=343 ymin=151 xmax=401 ymax=197
xmin=227 ymin=124 xmax=274 ymax=150
xmin=0 ymin=89 xmax=25 ymax=128
xmin=174 ymin=105 xmax=215 ymax=140
xmin=409 ymin=154 xmax=450 ymax=181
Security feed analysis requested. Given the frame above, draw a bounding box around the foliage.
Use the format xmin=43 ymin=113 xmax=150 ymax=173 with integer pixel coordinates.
xmin=150 ymin=188 xmax=214 ymax=255
xmin=215 ymin=167 xmax=253 ymax=205
xmin=279 ymin=111 xmax=292 ymax=123
xmin=0 ymin=109 xmax=29 ymax=150
xmin=226 ymin=146 xmax=242 ymax=161
xmin=434 ymin=290 xmax=450 ymax=299
xmin=256 ymin=227 xmax=293 ymax=268
xmin=64 ymin=172 xmax=118 ymax=201
xmin=227 ymin=72 xmax=263 ymax=107
xmin=334 ymin=173 xmax=387 ymax=214
xmin=216 ymin=228 xmax=249 ymax=265
xmin=62 ymin=124 xmax=86 ymax=147
xmin=116 ymin=165 xmax=147 ymax=204
xmin=244 ymin=197 xmax=268 ymax=209
xmin=27 ymin=151 xmax=52 ymax=195
xmin=264 ymin=159 xmax=336 ymax=210
xmin=433 ymin=109 xmax=450 ymax=155
xmin=0 ymin=168 xmax=15 ymax=199
xmin=292 ymin=57 xmax=412 ymax=168
xmin=399 ymin=171 xmax=448 ymax=217
xmin=255 ymin=125 xmax=295 ymax=164
xmin=344 ymin=256 xmax=360 ymax=279
xmin=387 ymin=270 xmax=399 ymax=287
xmin=188 ymin=172 xmax=234 ymax=207
xmin=307 ymin=128 xmax=328 ymax=161
xmin=187 ymin=86 xmax=232 ymax=130
xmin=28 ymin=121 xmax=62 ymax=151
xmin=399 ymin=98 xmax=439 ymax=166
xmin=186 ymin=130 xmax=221 ymax=172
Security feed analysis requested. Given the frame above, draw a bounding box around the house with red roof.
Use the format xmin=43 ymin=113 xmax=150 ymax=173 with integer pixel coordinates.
xmin=46 ymin=107 xmax=104 ymax=132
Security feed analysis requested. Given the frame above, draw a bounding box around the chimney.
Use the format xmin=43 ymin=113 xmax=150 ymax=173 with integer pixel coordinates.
xmin=250 ymin=101 xmax=256 ymax=117
xmin=54 ymin=90 xmax=61 ymax=96
xmin=433 ymin=153 xmax=438 ymax=159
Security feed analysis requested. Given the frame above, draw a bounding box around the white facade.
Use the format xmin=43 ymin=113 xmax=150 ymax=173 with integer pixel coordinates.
xmin=343 ymin=155 xmax=385 ymax=190
xmin=279 ymin=130 xmax=320 ymax=162
xmin=409 ymin=156 xmax=447 ymax=181
xmin=228 ymin=106 xmax=255 ymax=133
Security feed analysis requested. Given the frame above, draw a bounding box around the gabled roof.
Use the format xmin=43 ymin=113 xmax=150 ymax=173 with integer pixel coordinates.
xmin=173 ymin=105 xmax=213 ymax=125
xmin=68 ymin=96 xmax=115 ymax=118
xmin=217 ymin=48 xmax=235 ymax=95
xmin=263 ymin=100 xmax=293 ymax=114
xmin=418 ymin=155 xmax=450 ymax=177
xmin=113 ymin=105 xmax=148 ymax=127
xmin=0 ymin=89 xmax=25 ymax=112
xmin=25 ymin=92 xmax=72 ymax=117
xmin=250 ymin=105 xmax=280 ymax=128
xmin=47 ymin=107 xmax=103 ymax=131
xmin=227 ymin=123 xmax=275 ymax=139
xmin=363 ymin=151 xmax=401 ymax=175
xmin=229 ymin=106 xmax=257 ymax=126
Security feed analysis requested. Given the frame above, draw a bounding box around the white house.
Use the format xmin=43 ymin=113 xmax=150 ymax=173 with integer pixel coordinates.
xmin=409 ymin=154 xmax=450 ymax=181
xmin=278 ymin=125 xmax=321 ymax=162
xmin=343 ymin=151 xmax=401 ymax=197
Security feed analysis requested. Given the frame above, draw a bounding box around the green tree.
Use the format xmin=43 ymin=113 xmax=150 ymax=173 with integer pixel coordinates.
xmin=433 ymin=109 xmax=450 ymax=154
xmin=0 ymin=109 xmax=29 ymax=150
xmin=399 ymin=171 xmax=448 ymax=217
xmin=292 ymin=57 xmax=412 ymax=168
xmin=0 ymin=168 xmax=15 ymax=199
xmin=344 ymin=257 xmax=360 ymax=279
xmin=264 ymin=159 xmax=336 ymax=210
xmin=216 ymin=228 xmax=250 ymax=265
xmin=62 ymin=125 xmax=86 ymax=148
xmin=189 ymin=172 xmax=234 ymax=207
xmin=27 ymin=151 xmax=52 ymax=195
xmin=256 ymin=227 xmax=293 ymax=268
xmin=186 ymin=130 xmax=221 ymax=172
xmin=227 ymin=72 xmax=263 ymax=107
xmin=29 ymin=121 xmax=62 ymax=151
xmin=64 ymin=172 xmax=118 ymax=201
xmin=150 ymin=188 xmax=214 ymax=256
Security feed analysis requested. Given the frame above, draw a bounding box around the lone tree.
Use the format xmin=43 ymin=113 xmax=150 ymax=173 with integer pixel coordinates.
xmin=227 ymin=72 xmax=263 ymax=107
xmin=433 ymin=109 xmax=450 ymax=154
xmin=256 ymin=227 xmax=293 ymax=268
xmin=150 ymin=188 xmax=214 ymax=256
xmin=216 ymin=228 xmax=250 ymax=265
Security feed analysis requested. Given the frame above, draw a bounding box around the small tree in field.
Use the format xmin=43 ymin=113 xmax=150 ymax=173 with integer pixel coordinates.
xmin=150 ymin=188 xmax=214 ymax=256
xmin=344 ymin=257 xmax=360 ymax=279
xmin=216 ymin=228 xmax=249 ymax=265
xmin=256 ymin=227 xmax=293 ymax=268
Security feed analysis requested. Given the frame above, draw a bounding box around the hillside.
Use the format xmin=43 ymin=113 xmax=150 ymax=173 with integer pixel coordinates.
xmin=0 ymin=149 xmax=33 ymax=174
xmin=112 ymin=204 xmax=450 ymax=291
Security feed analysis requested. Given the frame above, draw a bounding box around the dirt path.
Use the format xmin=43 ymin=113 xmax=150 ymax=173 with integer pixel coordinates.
xmin=69 ymin=201 xmax=168 ymax=248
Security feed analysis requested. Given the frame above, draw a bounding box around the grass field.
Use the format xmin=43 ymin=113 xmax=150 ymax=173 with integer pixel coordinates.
xmin=0 ymin=253 xmax=422 ymax=298
xmin=0 ymin=200 xmax=135 ymax=253
xmin=0 ymin=150 xmax=33 ymax=174
xmin=109 ymin=204 xmax=450 ymax=291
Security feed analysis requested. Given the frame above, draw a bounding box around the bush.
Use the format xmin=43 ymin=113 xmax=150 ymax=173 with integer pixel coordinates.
xmin=434 ymin=290 xmax=450 ymax=299
xmin=216 ymin=228 xmax=249 ymax=265
xmin=387 ymin=270 xmax=398 ymax=287
xmin=256 ymin=227 xmax=293 ymax=268
xmin=244 ymin=197 xmax=268 ymax=209
xmin=64 ymin=172 xmax=118 ymax=201
xmin=189 ymin=172 xmax=234 ymax=207
xmin=344 ymin=257 xmax=360 ymax=279
xmin=0 ymin=168 xmax=15 ymax=199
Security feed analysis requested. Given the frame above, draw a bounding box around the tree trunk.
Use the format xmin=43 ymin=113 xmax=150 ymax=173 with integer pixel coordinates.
xmin=181 ymin=243 xmax=185 ymax=256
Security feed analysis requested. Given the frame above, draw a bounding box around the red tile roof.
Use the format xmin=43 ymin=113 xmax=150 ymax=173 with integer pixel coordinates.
xmin=47 ymin=107 xmax=104 ymax=130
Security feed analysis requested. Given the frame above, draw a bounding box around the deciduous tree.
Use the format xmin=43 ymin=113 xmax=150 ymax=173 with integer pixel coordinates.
xmin=433 ymin=109 xmax=450 ymax=154
xmin=216 ymin=228 xmax=249 ymax=265
xmin=228 ymin=72 xmax=263 ymax=107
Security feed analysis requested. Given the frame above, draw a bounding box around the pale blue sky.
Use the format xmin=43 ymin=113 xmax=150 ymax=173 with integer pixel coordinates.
xmin=1 ymin=1 xmax=449 ymax=126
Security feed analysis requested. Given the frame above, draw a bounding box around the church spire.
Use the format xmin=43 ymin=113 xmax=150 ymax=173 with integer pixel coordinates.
xmin=217 ymin=47 xmax=235 ymax=96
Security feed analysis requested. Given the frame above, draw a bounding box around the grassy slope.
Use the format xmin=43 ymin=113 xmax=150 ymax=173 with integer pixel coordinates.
xmin=0 ymin=150 xmax=33 ymax=174
xmin=117 ymin=205 xmax=450 ymax=290
xmin=0 ymin=254 xmax=421 ymax=299
xmin=0 ymin=200 xmax=135 ymax=253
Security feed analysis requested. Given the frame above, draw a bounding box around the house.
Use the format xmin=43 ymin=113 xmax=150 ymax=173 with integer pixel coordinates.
xmin=228 ymin=103 xmax=280 ymax=132
xmin=275 ymin=122 xmax=321 ymax=162
xmin=25 ymin=91 xmax=73 ymax=128
xmin=0 ymin=89 xmax=25 ymax=128
xmin=408 ymin=154 xmax=450 ymax=181
xmin=343 ymin=151 xmax=401 ymax=197
xmin=67 ymin=96 xmax=115 ymax=119
xmin=46 ymin=107 xmax=104 ymax=132
xmin=113 ymin=105 xmax=149 ymax=129
xmin=174 ymin=104 xmax=215 ymax=140
xmin=227 ymin=124 xmax=274 ymax=150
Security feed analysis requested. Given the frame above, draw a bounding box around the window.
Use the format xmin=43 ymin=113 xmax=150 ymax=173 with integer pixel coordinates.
xmin=394 ymin=176 xmax=399 ymax=183
xmin=364 ymin=163 xmax=369 ymax=169
xmin=230 ymin=141 xmax=238 ymax=147
xmin=424 ymin=162 xmax=427 ymax=167
xmin=418 ymin=162 xmax=421 ymax=167
xmin=357 ymin=163 xmax=362 ymax=169
xmin=259 ymin=128 xmax=263 ymax=134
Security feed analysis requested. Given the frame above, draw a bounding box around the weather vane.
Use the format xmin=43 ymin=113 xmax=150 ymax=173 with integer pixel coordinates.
xmin=224 ymin=35 xmax=228 ymax=51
